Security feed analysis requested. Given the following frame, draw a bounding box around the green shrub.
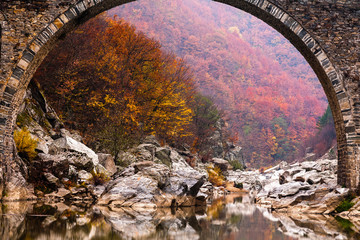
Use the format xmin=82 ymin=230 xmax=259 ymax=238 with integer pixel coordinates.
xmin=335 ymin=194 xmax=356 ymax=213
xmin=229 ymin=160 xmax=243 ymax=171
xmin=14 ymin=127 xmax=38 ymax=161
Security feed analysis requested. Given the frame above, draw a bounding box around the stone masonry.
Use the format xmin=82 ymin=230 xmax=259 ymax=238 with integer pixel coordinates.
xmin=0 ymin=0 xmax=359 ymax=194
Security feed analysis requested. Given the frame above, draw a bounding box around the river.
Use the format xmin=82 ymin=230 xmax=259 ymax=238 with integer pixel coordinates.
xmin=0 ymin=193 xmax=358 ymax=240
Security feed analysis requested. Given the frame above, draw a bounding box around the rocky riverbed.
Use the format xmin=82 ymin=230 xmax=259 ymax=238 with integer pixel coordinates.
xmin=6 ymin=79 xmax=360 ymax=239
xmin=225 ymin=151 xmax=360 ymax=237
xmin=6 ymin=81 xmax=238 ymax=207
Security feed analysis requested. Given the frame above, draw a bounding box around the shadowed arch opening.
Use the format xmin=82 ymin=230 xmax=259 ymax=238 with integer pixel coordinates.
xmin=1 ymin=0 xmax=353 ymax=188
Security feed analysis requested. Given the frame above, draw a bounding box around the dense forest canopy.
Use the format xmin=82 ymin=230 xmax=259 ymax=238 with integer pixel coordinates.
xmin=31 ymin=0 xmax=336 ymax=168
xmin=32 ymin=14 xmax=228 ymax=162
xmin=108 ymin=0 xmax=333 ymax=166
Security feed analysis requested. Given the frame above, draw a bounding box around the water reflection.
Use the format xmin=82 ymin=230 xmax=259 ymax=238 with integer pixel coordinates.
xmin=0 ymin=194 xmax=357 ymax=239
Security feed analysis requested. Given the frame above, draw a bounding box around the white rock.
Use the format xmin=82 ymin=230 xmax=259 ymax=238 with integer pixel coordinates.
xmin=335 ymin=187 xmax=349 ymax=195
xmin=269 ymin=182 xmax=311 ymax=198
xmin=78 ymin=170 xmax=93 ymax=183
xmin=54 ymin=136 xmax=98 ymax=165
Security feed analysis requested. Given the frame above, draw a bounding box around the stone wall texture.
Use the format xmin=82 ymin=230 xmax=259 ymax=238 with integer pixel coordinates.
xmin=0 ymin=0 xmax=359 ymax=193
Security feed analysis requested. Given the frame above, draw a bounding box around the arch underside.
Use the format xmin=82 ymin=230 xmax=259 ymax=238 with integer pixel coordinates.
xmin=1 ymin=0 xmax=356 ymax=189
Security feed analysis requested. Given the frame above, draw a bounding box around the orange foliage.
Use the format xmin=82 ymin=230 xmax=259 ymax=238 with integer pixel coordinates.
xmin=111 ymin=0 xmax=331 ymax=167
xmin=207 ymin=166 xmax=225 ymax=187
xmin=34 ymin=14 xmax=197 ymax=153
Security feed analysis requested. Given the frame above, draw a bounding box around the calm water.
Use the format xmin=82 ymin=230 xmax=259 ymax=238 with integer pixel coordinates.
xmin=0 ymin=194 xmax=357 ymax=240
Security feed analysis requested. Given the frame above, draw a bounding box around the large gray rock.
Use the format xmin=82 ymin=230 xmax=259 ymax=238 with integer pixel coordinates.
xmin=98 ymin=162 xmax=168 ymax=207
xmin=155 ymin=147 xmax=171 ymax=167
xmin=98 ymin=172 xmax=159 ymax=208
xmin=269 ymin=182 xmax=311 ymax=198
xmin=211 ymin=158 xmax=230 ymax=172
xmin=224 ymin=145 xmax=246 ymax=167
xmin=133 ymin=146 xmax=154 ymax=162
xmin=44 ymin=172 xmax=60 ymax=186
xmin=98 ymin=161 xmax=206 ymax=208
xmin=67 ymin=153 xmax=95 ymax=172
xmin=37 ymin=153 xmax=70 ymax=179
xmin=60 ymin=128 xmax=83 ymax=142
xmin=35 ymin=138 xmax=49 ymax=154
xmin=169 ymin=150 xmax=205 ymax=190
xmin=54 ymin=136 xmax=99 ymax=165
xmin=293 ymin=170 xmax=328 ymax=185
xmin=98 ymin=153 xmax=117 ymax=175
xmin=142 ymin=135 xmax=161 ymax=147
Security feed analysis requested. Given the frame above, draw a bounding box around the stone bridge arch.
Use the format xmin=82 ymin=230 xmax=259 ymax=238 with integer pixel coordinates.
xmin=0 ymin=0 xmax=359 ymax=191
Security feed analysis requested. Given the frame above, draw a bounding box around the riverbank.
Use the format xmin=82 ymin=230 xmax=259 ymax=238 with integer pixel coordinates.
xmin=1 ymin=193 xmax=358 ymax=240
xmin=226 ymin=153 xmax=360 ymax=238
xmin=7 ymin=80 xmax=360 ymax=239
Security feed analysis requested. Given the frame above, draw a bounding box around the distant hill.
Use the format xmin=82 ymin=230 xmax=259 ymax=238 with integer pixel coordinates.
xmin=108 ymin=0 xmax=329 ymax=166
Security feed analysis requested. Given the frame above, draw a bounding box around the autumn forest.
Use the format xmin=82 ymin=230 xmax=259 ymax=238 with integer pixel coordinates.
xmin=32 ymin=0 xmax=336 ymax=168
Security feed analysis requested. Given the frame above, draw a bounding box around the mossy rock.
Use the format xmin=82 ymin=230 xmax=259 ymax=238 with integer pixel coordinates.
xmin=155 ymin=148 xmax=172 ymax=168
xmin=16 ymin=111 xmax=32 ymax=128
xmin=335 ymin=194 xmax=356 ymax=213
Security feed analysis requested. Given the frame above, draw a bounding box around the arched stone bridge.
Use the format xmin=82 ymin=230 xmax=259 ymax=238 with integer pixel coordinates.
xmin=0 ymin=0 xmax=359 ymax=192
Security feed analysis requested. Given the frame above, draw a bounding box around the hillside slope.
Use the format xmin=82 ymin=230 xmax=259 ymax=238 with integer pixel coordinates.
xmin=109 ymin=0 xmax=329 ymax=166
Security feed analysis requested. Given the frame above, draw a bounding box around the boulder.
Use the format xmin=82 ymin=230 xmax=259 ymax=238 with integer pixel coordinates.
xmin=98 ymin=171 xmax=160 ymax=207
xmin=155 ymin=147 xmax=172 ymax=167
xmin=269 ymin=182 xmax=311 ymax=198
xmin=67 ymin=154 xmax=94 ymax=172
xmin=98 ymin=153 xmax=117 ymax=175
xmin=211 ymin=158 xmax=230 ymax=172
xmin=37 ymin=154 xmax=69 ymax=179
xmin=36 ymin=139 xmax=49 ymax=154
xmin=169 ymin=150 xmax=205 ymax=192
xmin=94 ymin=164 xmax=111 ymax=177
xmin=44 ymin=173 xmax=60 ymax=186
xmin=225 ymin=145 xmax=246 ymax=168
xmin=60 ymin=128 xmax=82 ymax=142
xmin=293 ymin=170 xmax=326 ymax=185
xmin=54 ymin=136 xmax=99 ymax=165
xmin=78 ymin=170 xmax=93 ymax=184
xmin=142 ymin=135 xmax=161 ymax=147
xmin=133 ymin=146 xmax=153 ymax=162
xmin=98 ymin=161 xmax=206 ymax=208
